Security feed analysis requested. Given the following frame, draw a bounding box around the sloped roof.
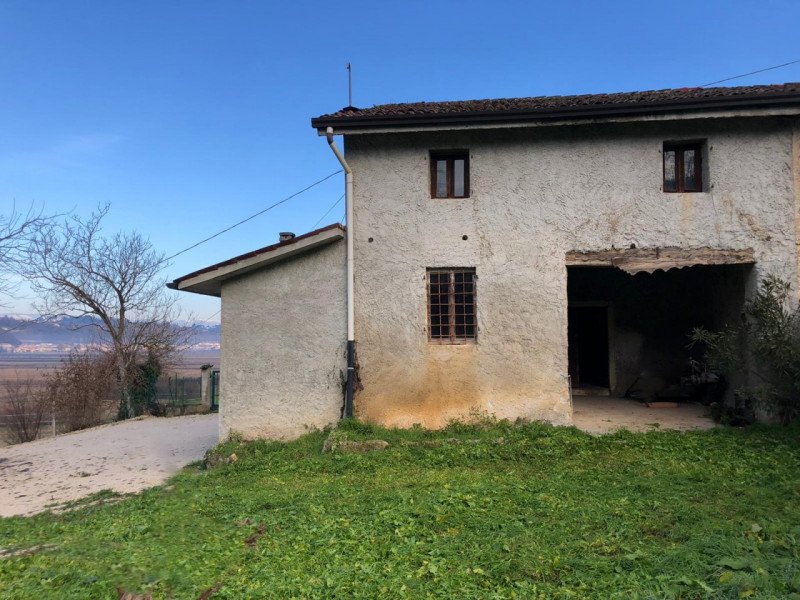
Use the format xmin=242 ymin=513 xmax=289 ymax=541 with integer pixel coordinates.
xmin=312 ymin=83 xmax=800 ymax=132
xmin=169 ymin=224 xmax=344 ymax=297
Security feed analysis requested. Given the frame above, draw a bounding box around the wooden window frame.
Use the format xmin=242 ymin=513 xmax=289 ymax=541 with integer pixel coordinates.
xmin=663 ymin=142 xmax=703 ymax=193
xmin=426 ymin=268 xmax=477 ymax=345
xmin=430 ymin=152 xmax=470 ymax=198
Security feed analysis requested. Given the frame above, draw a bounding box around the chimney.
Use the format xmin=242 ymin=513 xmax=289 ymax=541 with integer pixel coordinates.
xmin=279 ymin=232 xmax=296 ymax=242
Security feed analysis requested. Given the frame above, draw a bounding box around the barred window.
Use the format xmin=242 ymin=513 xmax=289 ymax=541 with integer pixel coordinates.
xmin=427 ymin=269 xmax=476 ymax=343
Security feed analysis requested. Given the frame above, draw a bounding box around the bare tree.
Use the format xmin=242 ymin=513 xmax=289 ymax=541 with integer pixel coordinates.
xmin=21 ymin=203 xmax=193 ymax=418
xmin=0 ymin=203 xmax=52 ymax=302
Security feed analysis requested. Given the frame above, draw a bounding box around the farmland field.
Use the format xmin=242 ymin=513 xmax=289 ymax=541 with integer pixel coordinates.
xmin=0 ymin=351 xmax=219 ymax=445
xmin=0 ymin=351 xmax=219 ymax=376
xmin=0 ymin=350 xmax=219 ymax=401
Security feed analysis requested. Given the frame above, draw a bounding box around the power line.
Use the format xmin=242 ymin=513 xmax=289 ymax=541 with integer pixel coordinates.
xmin=698 ymin=58 xmax=800 ymax=87
xmin=312 ymin=194 xmax=345 ymax=229
xmin=199 ymin=309 xmax=221 ymax=324
xmin=164 ymin=169 xmax=342 ymax=263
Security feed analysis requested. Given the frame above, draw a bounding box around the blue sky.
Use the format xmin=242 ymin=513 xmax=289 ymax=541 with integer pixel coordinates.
xmin=2 ymin=0 xmax=799 ymax=321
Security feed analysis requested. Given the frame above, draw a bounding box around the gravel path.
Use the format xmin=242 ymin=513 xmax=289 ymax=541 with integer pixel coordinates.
xmin=0 ymin=414 xmax=218 ymax=517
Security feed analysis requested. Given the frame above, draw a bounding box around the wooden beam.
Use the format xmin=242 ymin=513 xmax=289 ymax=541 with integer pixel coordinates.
xmin=565 ymin=247 xmax=755 ymax=275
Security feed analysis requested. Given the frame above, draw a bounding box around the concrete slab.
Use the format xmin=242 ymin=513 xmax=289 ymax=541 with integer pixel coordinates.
xmin=572 ymin=396 xmax=716 ymax=434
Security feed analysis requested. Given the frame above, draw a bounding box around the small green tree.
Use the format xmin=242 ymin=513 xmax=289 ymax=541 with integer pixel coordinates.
xmin=128 ymin=350 xmax=163 ymax=417
xmin=691 ymin=274 xmax=800 ymax=424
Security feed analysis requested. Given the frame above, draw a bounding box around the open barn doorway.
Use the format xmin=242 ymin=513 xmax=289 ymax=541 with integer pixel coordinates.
xmin=568 ymin=304 xmax=610 ymax=393
xmin=566 ymin=262 xmax=751 ymax=402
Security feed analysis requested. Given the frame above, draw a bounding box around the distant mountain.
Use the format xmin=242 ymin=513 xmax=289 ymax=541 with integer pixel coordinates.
xmin=189 ymin=323 xmax=222 ymax=344
xmin=0 ymin=315 xmax=99 ymax=345
xmin=0 ymin=329 xmax=21 ymax=346
xmin=0 ymin=315 xmax=220 ymax=349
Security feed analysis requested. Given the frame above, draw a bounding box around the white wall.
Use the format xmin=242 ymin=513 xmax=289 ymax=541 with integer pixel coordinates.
xmin=219 ymin=240 xmax=346 ymax=440
xmin=345 ymin=116 xmax=799 ymax=428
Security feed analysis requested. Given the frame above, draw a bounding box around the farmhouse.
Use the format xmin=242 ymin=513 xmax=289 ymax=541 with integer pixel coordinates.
xmin=171 ymin=83 xmax=800 ymax=440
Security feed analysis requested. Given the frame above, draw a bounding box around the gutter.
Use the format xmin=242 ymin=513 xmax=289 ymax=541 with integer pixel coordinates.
xmin=325 ymin=126 xmax=356 ymax=418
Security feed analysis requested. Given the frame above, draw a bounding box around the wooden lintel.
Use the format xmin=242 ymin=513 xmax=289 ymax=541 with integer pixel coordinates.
xmin=565 ymin=247 xmax=755 ymax=275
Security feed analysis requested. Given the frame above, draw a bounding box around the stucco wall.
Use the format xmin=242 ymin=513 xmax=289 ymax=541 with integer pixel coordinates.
xmin=345 ymin=116 xmax=799 ymax=428
xmin=219 ymin=240 xmax=346 ymax=440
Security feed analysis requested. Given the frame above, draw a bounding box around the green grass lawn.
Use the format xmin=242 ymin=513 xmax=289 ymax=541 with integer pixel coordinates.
xmin=1 ymin=420 xmax=799 ymax=599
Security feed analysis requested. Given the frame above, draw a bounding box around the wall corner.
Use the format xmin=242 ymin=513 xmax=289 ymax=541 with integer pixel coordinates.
xmin=793 ymin=119 xmax=800 ymax=298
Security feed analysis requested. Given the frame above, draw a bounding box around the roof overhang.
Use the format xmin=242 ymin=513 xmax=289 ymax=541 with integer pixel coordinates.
xmin=565 ymin=247 xmax=755 ymax=275
xmin=168 ymin=224 xmax=344 ymax=297
xmin=313 ymin=94 xmax=800 ymax=135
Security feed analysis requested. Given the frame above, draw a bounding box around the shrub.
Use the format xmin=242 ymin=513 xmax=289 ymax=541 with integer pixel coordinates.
xmin=691 ymin=274 xmax=800 ymax=424
xmin=129 ymin=351 xmax=163 ymax=417
xmin=1 ymin=376 xmax=50 ymax=444
xmin=45 ymin=352 xmax=117 ymax=433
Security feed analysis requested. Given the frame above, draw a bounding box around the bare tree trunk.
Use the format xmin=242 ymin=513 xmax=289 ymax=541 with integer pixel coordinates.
xmin=115 ymin=353 xmax=134 ymax=419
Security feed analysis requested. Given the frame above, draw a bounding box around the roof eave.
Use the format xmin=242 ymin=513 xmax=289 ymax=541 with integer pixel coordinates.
xmin=312 ymin=94 xmax=800 ymax=133
xmin=170 ymin=224 xmax=345 ymax=297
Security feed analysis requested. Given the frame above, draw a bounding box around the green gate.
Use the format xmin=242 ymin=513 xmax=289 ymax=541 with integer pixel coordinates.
xmin=210 ymin=369 xmax=220 ymax=412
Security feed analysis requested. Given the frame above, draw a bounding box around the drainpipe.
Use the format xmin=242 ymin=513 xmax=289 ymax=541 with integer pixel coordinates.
xmin=326 ymin=126 xmax=355 ymax=418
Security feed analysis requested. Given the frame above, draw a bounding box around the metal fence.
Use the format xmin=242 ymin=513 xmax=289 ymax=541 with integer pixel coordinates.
xmin=210 ymin=369 xmax=220 ymax=412
xmin=0 ymin=412 xmax=57 ymax=442
xmin=155 ymin=373 xmax=203 ymax=416
xmin=0 ymin=373 xmax=208 ymax=444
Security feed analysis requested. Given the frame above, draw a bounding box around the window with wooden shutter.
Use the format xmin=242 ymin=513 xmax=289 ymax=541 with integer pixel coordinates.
xmin=663 ymin=142 xmax=704 ymax=192
xmin=430 ymin=152 xmax=470 ymax=198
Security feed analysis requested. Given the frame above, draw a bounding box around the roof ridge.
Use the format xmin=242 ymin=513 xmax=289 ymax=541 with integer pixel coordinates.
xmin=351 ymin=82 xmax=800 ymax=109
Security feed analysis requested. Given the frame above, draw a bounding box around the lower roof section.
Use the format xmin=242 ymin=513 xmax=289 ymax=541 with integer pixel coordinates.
xmin=168 ymin=224 xmax=345 ymax=297
xmin=566 ymin=246 xmax=755 ymax=275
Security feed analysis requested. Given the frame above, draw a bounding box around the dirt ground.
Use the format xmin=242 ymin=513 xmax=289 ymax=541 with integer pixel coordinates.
xmin=572 ymin=396 xmax=716 ymax=434
xmin=0 ymin=414 xmax=218 ymax=517
xmin=0 ymin=397 xmax=715 ymax=518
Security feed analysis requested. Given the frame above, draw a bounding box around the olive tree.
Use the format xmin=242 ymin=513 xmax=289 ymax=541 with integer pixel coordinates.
xmin=21 ymin=203 xmax=192 ymax=419
xmin=691 ymin=275 xmax=800 ymax=424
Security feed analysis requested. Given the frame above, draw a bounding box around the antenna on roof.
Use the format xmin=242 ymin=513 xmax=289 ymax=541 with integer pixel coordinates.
xmin=347 ymin=62 xmax=353 ymax=107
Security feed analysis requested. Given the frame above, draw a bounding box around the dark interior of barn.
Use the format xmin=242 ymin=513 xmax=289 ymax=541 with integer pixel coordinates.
xmin=567 ymin=264 xmax=750 ymax=399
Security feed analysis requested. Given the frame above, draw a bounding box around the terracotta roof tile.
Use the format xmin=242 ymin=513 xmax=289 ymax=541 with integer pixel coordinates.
xmin=312 ymin=83 xmax=800 ymax=129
